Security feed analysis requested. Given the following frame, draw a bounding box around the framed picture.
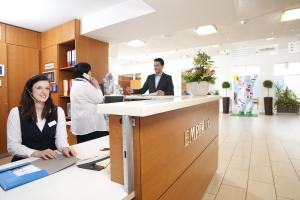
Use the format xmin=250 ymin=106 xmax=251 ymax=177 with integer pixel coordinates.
xmin=42 ymin=71 xmax=55 ymax=83
xmin=0 ymin=64 xmax=4 ymax=76
xmin=50 ymin=83 xmax=58 ymax=93
xmin=44 ymin=62 xmax=55 ymax=70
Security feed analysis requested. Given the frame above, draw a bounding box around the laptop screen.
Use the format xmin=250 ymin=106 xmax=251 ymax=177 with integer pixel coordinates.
xmin=104 ymin=95 xmax=124 ymax=103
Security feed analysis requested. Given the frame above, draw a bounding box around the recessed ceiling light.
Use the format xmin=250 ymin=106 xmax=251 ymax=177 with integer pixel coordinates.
xmin=219 ymin=49 xmax=229 ymax=55
xmin=212 ymin=44 xmax=220 ymax=47
xmin=281 ymin=8 xmax=300 ymax=22
xmin=127 ymin=40 xmax=146 ymax=47
xmin=162 ymin=34 xmax=173 ymax=38
xmin=195 ymin=25 xmax=217 ymax=35
xmin=266 ymin=37 xmax=275 ymax=41
xmin=240 ymin=20 xmax=248 ymax=25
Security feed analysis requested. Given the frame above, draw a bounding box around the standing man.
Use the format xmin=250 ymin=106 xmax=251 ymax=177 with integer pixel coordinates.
xmin=127 ymin=58 xmax=174 ymax=96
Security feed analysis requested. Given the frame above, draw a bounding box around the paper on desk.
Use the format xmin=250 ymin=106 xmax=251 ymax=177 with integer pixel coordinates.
xmin=95 ymin=158 xmax=110 ymax=168
xmin=12 ymin=165 xmax=41 ymax=176
xmin=76 ymin=148 xmax=110 ymax=161
xmin=32 ymin=154 xmax=77 ymax=175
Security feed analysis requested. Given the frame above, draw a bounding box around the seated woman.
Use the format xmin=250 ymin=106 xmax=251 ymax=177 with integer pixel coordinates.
xmin=7 ymin=74 xmax=77 ymax=162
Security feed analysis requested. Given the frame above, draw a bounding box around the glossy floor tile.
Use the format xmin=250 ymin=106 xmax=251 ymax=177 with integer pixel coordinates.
xmin=203 ymin=113 xmax=300 ymax=200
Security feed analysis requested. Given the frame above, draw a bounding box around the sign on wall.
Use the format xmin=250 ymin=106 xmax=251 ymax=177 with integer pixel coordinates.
xmin=0 ymin=64 xmax=4 ymax=76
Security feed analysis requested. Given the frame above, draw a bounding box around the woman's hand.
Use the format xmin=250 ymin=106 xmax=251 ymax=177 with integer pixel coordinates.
xmin=62 ymin=147 xmax=77 ymax=158
xmin=126 ymin=87 xmax=133 ymax=94
xmin=31 ymin=149 xmax=58 ymax=159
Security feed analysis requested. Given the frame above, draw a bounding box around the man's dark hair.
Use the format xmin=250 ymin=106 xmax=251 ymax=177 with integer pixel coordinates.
xmin=154 ymin=58 xmax=164 ymax=66
xmin=73 ymin=62 xmax=91 ymax=78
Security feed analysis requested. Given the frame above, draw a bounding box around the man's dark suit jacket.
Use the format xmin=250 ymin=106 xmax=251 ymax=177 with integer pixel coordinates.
xmin=133 ymin=73 xmax=174 ymax=95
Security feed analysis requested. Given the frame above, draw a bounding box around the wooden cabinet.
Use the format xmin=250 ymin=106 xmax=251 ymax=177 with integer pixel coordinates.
xmin=76 ymin=36 xmax=109 ymax=79
xmin=0 ymin=23 xmax=40 ymax=155
xmin=7 ymin=45 xmax=39 ymax=110
xmin=6 ymin=25 xmax=40 ymax=48
xmin=40 ymin=45 xmax=59 ymax=106
xmin=0 ymin=23 xmax=5 ymax=43
xmin=40 ymin=20 xmax=108 ymax=145
xmin=0 ymin=43 xmax=8 ymax=154
xmin=41 ymin=20 xmax=80 ymax=48
xmin=0 ymin=19 xmax=109 ymax=152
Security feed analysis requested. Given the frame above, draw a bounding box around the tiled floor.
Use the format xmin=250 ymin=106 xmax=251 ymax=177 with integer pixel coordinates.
xmin=203 ymin=113 xmax=300 ymax=200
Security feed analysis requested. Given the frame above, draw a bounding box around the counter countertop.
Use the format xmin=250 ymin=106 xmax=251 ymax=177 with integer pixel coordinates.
xmin=0 ymin=136 xmax=133 ymax=200
xmin=98 ymin=95 xmax=221 ymax=117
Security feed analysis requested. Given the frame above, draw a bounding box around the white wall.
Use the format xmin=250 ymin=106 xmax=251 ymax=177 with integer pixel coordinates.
xmin=109 ymin=49 xmax=300 ymax=112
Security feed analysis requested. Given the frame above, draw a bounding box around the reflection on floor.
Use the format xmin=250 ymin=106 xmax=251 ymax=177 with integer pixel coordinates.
xmin=203 ymin=113 xmax=300 ymax=200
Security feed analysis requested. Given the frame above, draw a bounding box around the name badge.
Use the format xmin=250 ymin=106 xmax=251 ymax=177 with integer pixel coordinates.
xmin=48 ymin=120 xmax=57 ymax=127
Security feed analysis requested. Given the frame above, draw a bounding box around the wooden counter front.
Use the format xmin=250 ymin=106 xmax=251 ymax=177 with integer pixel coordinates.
xmin=109 ymin=100 xmax=219 ymax=200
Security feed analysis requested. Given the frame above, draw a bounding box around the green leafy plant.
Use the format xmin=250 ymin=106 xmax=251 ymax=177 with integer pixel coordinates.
xmin=274 ymin=83 xmax=300 ymax=111
xmin=183 ymin=51 xmax=216 ymax=84
xmin=263 ymin=80 xmax=273 ymax=97
xmin=222 ymin=81 xmax=231 ymax=97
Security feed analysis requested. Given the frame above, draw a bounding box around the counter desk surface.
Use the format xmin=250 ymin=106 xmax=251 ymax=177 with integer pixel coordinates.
xmin=0 ymin=136 xmax=133 ymax=200
xmin=99 ymin=95 xmax=221 ymax=117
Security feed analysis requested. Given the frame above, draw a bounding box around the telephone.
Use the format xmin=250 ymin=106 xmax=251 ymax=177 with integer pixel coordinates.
xmin=82 ymin=73 xmax=91 ymax=80
xmin=26 ymin=88 xmax=42 ymax=103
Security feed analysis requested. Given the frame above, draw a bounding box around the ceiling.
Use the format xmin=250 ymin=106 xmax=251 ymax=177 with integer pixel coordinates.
xmin=0 ymin=0 xmax=125 ymax=32
xmin=1 ymin=0 xmax=300 ymax=65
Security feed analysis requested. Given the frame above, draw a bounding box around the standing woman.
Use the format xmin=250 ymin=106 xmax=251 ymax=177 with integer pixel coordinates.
xmin=70 ymin=62 xmax=108 ymax=143
xmin=7 ymin=74 xmax=76 ymax=162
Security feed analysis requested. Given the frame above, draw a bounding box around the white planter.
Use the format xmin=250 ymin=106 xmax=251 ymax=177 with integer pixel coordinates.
xmin=187 ymin=81 xmax=210 ymax=96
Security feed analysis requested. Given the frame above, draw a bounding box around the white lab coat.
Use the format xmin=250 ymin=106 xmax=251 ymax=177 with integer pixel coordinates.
xmin=70 ymin=78 xmax=107 ymax=135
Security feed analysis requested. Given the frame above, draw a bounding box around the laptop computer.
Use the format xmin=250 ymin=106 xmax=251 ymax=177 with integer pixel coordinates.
xmin=104 ymin=95 xmax=124 ymax=103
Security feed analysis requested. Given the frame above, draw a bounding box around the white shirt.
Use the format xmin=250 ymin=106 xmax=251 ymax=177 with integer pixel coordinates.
xmin=7 ymin=107 xmax=69 ymax=157
xmin=155 ymin=73 xmax=162 ymax=88
xmin=70 ymin=78 xmax=107 ymax=135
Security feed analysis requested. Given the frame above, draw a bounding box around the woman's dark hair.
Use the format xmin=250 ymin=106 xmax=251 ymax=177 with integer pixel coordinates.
xmin=73 ymin=62 xmax=91 ymax=78
xmin=19 ymin=74 xmax=56 ymax=122
xmin=154 ymin=58 xmax=164 ymax=66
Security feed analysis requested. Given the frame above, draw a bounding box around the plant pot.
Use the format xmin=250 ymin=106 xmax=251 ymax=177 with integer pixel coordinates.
xmin=277 ymin=106 xmax=299 ymax=114
xmin=222 ymin=97 xmax=230 ymax=114
xmin=264 ymin=97 xmax=273 ymax=115
xmin=186 ymin=81 xmax=209 ymax=96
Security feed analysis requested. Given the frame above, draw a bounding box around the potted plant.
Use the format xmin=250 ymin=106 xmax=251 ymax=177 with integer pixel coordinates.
xmin=183 ymin=51 xmax=216 ymax=95
xmin=222 ymin=81 xmax=231 ymax=114
xmin=274 ymin=84 xmax=300 ymax=114
xmin=263 ymin=80 xmax=273 ymax=115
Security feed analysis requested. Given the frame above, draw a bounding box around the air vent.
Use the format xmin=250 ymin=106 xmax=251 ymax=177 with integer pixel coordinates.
xmin=230 ymin=47 xmax=256 ymax=57
xmin=288 ymin=41 xmax=300 ymax=53
xmin=256 ymin=44 xmax=278 ymax=55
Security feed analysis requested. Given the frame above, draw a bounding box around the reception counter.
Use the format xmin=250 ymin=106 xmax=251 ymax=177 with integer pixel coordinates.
xmin=97 ymin=95 xmax=221 ymax=200
xmin=0 ymin=136 xmax=133 ymax=200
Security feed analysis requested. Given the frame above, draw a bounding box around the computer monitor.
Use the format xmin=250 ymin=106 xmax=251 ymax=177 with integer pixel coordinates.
xmin=104 ymin=95 xmax=124 ymax=103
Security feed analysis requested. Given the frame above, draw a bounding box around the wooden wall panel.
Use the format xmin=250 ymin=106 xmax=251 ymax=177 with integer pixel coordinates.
xmin=41 ymin=19 xmax=80 ymax=48
xmin=7 ymin=45 xmax=39 ymax=109
xmin=160 ymin=138 xmax=218 ymax=200
xmin=0 ymin=43 xmax=8 ymax=154
xmin=40 ymin=45 xmax=58 ymax=71
xmin=41 ymin=28 xmax=57 ymax=50
xmin=109 ymin=116 xmax=124 ymax=183
xmin=138 ymin=101 xmax=219 ymax=200
xmin=0 ymin=23 xmax=5 ymax=43
xmin=76 ymin=36 xmax=108 ymax=81
xmin=6 ymin=25 xmax=39 ymax=48
xmin=40 ymin=45 xmax=59 ymax=105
